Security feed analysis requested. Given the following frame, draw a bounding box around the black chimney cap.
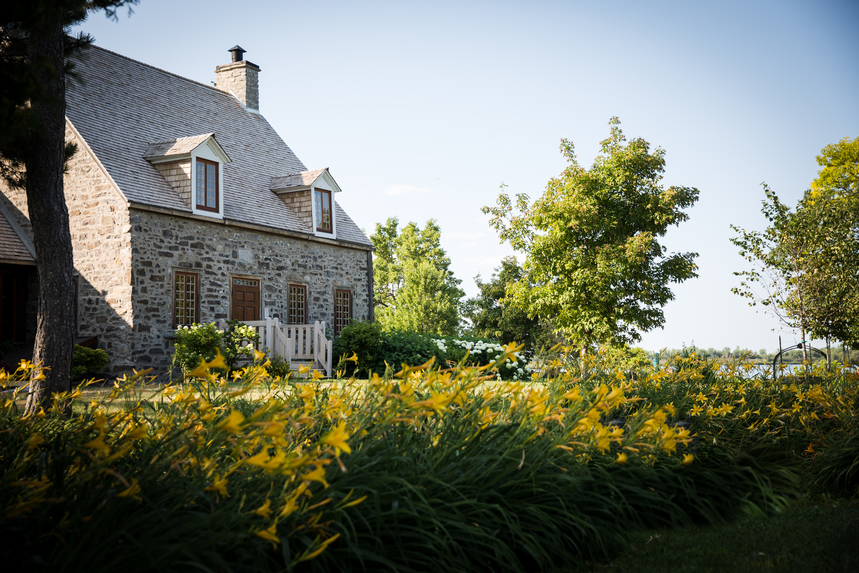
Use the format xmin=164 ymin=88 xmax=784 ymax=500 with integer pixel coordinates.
xmin=228 ymin=45 xmax=246 ymax=63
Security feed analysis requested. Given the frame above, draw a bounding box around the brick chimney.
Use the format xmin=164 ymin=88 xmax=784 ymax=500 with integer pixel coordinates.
xmin=214 ymin=45 xmax=260 ymax=112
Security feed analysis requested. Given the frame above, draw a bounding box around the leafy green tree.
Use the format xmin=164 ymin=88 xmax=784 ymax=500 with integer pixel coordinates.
xmin=797 ymin=137 xmax=858 ymax=346
xmin=483 ymin=118 xmax=699 ymax=350
xmin=731 ymin=185 xmax=814 ymax=360
xmin=463 ymin=256 xmax=555 ymax=350
xmin=371 ymin=218 xmax=464 ymax=335
xmin=1 ymin=0 xmax=137 ymax=414
xmin=732 ymin=138 xmax=859 ymax=354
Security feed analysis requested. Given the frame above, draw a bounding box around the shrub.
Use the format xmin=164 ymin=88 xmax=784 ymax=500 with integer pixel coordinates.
xmin=333 ymin=320 xmax=383 ymax=376
xmin=172 ymin=322 xmax=259 ymax=375
xmin=71 ymin=345 xmax=109 ymax=380
xmin=432 ymin=335 xmax=533 ymax=380
xmin=333 ymin=324 xmax=532 ymax=379
xmin=221 ymin=320 xmax=260 ymax=370
xmin=173 ymin=323 xmax=226 ymax=372
xmin=266 ymin=354 xmax=292 ymax=379
xmin=375 ymin=330 xmax=439 ymax=373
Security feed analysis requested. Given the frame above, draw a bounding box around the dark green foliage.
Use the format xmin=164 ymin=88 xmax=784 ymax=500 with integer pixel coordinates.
xmin=463 ymin=255 xmax=556 ymax=351
xmin=70 ymin=344 xmax=108 ymax=379
xmin=266 ymin=354 xmax=292 ymax=379
xmin=307 ymin=415 xmax=798 ymax=573
xmin=333 ymin=320 xmax=383 ymax=376
xmin=374 ymin=330 xmax=441 ymax=373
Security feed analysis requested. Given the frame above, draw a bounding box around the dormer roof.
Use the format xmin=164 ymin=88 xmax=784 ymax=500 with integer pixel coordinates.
xmin=143 ymin=133 xmax=232 ymax=164
xmin=270 ymin=167 xmax=342 ymax=193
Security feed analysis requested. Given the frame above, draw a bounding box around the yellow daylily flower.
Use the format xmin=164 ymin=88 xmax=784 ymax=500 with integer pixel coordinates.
xmin=321 ymin=422 xmax=352 ymax=455
xmin=26 ymin=434 xmax=45 ymax=449
xmin=616 ymin=452 xmax=629 ymax=464
xmin=254 ymin=499 xmax=273 ymax=519
xmin=83 ymin=433 xmax=109 ymax=451
xmin=125 ymin=425 xmax=148 ymax=440
xmin=255 ymin=521 xmax=280 ymax=546
xmin=188 ymin=349 xmax=227 ymax=378
xmin=302 ymin=465 xmax=329 ymax=487
xmin=681 ymin=454 xmax=694 ymax=466
xmin=296 ymin=533 xmax=341 ymax=563
xmin=117 ymin=477 xmax=142 ymax=500
xmin=245 ymin=450 xmax=287 ymax=471
xmin=205 ymin=474 xmax=228 ymax=496
xmin=217 ymin=410 xmax=245 ymax=434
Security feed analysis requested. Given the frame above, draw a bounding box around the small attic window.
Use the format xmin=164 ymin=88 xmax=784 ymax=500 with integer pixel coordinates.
xmin=314 ymin=189 xmax=332 ymax=233
xmin=196 ymin=158 xmax=219 ymax=212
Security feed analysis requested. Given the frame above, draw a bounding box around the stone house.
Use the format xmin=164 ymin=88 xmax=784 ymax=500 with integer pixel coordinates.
xmin=0 ymin=45 xmax=374 ymax=376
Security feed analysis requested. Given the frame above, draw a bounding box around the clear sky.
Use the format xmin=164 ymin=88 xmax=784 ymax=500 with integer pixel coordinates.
xmin=72 ymin=0 xmax=859 ymax=353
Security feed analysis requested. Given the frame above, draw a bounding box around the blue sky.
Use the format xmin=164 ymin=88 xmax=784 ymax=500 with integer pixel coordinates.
xmin=73 ymin=0 xmax=859 ymax=352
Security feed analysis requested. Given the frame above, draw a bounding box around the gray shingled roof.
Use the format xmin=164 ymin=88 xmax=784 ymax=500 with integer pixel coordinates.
xmin=0 ymin=207 xmax=35 ymax=264
xmin=66 ymin=46 xmax=372 ymax=248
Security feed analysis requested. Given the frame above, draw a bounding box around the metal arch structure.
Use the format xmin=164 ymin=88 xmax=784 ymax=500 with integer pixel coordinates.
xmin=772 ymin=341 xmax=829 ymax=381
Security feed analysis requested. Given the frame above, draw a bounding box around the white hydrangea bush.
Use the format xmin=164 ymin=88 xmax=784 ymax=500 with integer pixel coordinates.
xmin=432 ymin=337 xmax=533 ymax=381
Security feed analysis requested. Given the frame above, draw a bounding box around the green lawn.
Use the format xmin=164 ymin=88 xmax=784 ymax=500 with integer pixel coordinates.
xmin=570 ymin=497 xmax=859 ymax=573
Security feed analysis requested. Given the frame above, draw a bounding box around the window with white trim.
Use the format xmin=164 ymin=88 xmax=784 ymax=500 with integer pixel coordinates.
xmin=195 ymin=158 xmax=219 ymax=212
xmin=314 ymin=188 xmax=332 ymax=233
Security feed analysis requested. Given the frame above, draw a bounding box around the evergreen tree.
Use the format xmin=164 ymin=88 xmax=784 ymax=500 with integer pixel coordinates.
xmin=1 ymin=1 xmax=137 ymax=413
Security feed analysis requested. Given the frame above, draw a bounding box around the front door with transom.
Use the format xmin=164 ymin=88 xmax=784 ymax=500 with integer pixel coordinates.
xmin=231 ymin=278 xmax=260 ymax=321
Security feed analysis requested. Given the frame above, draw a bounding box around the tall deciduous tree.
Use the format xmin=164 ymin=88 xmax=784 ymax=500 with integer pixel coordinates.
xmin=463 ymin=256 xmax=555 ymax=351
xmin=483 ymin=118 xmax=699 ymax=349
xmin=371 ymin=217 xmax=463 ymax=335
xmin=804 ymin=137 xmax=859 ymax=347
xmin=731 ymin=138 xmax=859 ymax=354
xmin=731 ymin=185 xmax=814 ymax=360
xmin=0 ymin=0 xmax=137 ymax=414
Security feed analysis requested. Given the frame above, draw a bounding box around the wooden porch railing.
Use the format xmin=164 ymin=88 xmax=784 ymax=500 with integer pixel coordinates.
xmin=217 ymin=318 xmax=332 ymax=378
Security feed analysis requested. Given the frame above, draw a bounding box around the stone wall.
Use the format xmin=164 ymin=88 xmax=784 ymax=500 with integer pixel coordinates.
xmin=130 ymin=208 xmax=372 ymax=374
xmin=0 ymin=127 xmax=135 ymax=373
xmin=154 ymin=160 xmax=192 ymax=208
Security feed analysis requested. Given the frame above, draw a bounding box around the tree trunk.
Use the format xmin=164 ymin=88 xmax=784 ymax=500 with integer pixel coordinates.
xmin=23 ymin=18 xmax=75 ymax=415
xmin=800 ymin=328 xmax=808 ymax=363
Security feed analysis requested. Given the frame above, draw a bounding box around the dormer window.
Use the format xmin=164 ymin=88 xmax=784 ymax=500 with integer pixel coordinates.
xmin=144 ymin=133 xmax=231 ymax=220
xmin=196 ymin=158 xmax=219 ymax=212
xmin=270 ymin=167 xmax=341 ymax=238
xmin=315 ymin=188 xmax=332 ymax=233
